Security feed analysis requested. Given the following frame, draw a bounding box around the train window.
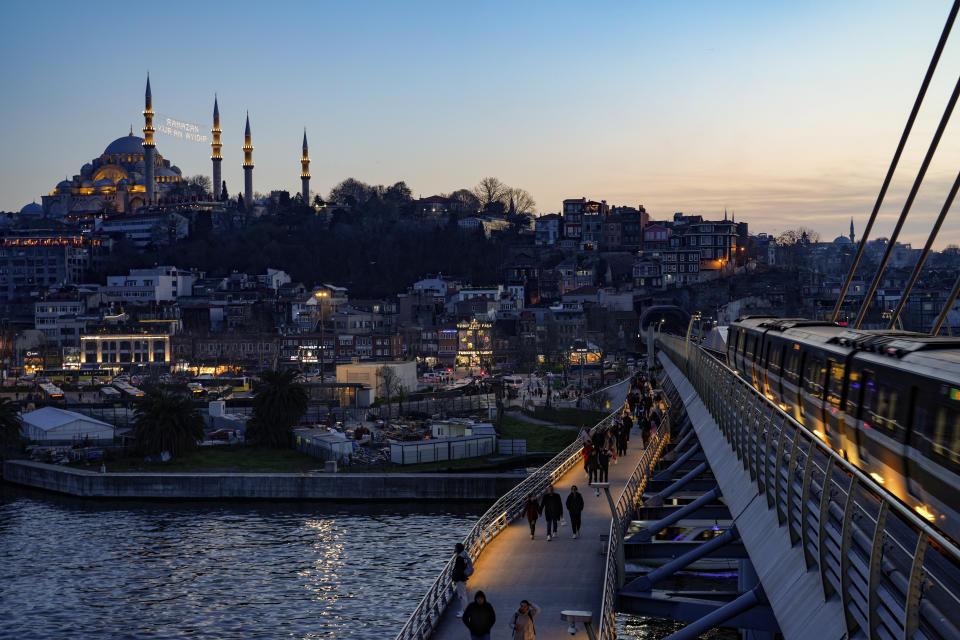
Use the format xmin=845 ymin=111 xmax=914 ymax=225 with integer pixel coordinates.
xmin=804 ymin=355 xmax=824 ymax=399
xmin=932 ymin=407 xmax=960 ymax=464
xmin=769 ymin=343 xmax=783 ymax=376
xmin=744 ymin=334 xmax=754 ymax=360
xmin=873 ymin=378 xmax=905 ymax=439
xmin=784 ymin=350 xmax=800 ymax=385
xmin=845 ymin=367 xmax=863 ymax=415
xmin=826 ymin=360 xmax=844 ymax=409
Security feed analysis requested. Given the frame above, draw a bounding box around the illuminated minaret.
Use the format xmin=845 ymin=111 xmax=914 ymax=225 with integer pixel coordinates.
xmin=211 ymin=96 xmax=222 ymax=200
xmin=243 ymin=111 xmax=253 ymax=207
xmin=142 ymin=74 xmax=156 ymax=206
xmin=301 ymin=129 xmax=311 ymax=204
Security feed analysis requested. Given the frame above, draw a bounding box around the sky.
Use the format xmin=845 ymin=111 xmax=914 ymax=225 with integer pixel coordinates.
xmin=1 ymin=0 xmax=959 ymax=246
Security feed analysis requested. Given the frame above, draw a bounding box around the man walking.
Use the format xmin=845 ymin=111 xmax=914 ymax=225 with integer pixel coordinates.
xmin=566 ymin=485 xmax=585 ymax=539
xmin=523 ymin=493 xmax=541 ymax=540
xmin=539 ymin=485 xmax=563 ymax=541
xmin=452 ymin=542 xmax=472 ymax=617
xmin=462 ymin=590 xmax=495 ymax=640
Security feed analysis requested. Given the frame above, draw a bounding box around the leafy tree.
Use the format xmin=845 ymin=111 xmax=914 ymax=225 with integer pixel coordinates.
xmin=384 ymin=181 xmax=412 ymax=204
xmin=246 ymin=370 xmax=308 ymax=447
xmin=330 ymin=178 xmax=375 ymax=206
xmin=313 ymin=194 xmax=325 ymax=207
xmin=132 ymin=392 xmax=205 ymax=457
xmin=448 ymin=188 xmax=480 ymax=215
xmin=0 ymin=398 xmax=23 ymax=448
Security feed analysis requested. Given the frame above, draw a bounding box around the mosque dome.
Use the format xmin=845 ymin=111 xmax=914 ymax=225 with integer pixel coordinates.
xmin=170 ymin=165 xmax=182 ymax=175
xmin=57 ymin=179 xmax=74 ymax=190
xmin=20 ymin=202 xmax=43 ymax=215
xmin=157 ymin=167 xmax=178 ymax=178
xmin=81 ymin=179 xmax=93 ymax=188
xmin=94 ymin=178 xmax=114 ymax=188
xmin=81 ymin=163 xmax=94 ymax=176
xmin=833 ymin=235 xmax=853 ymax=245
xmin=103 ymin=133 xmax=145 ymax=156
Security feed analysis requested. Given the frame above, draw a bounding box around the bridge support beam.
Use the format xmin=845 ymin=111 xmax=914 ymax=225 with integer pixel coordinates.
xmin=644 ymin=462 xmax=709 ymax=508
xmin=654 ymin=438 xmax=701 ymax=481
xmin=663 ymin=586 xmax=766 ymax=640
xmin=626 ymin=525 xmax=739 ymax=591
xmin=636 ymin=485 xmax=720 ymax=541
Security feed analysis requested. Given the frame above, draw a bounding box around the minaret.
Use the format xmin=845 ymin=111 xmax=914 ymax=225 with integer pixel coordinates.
xmin=142 ymin=74 xmax=156 ymax=206
xmin=212 ymin=96 xmax=222 ymax=200
xmin=243 ymin=112 xmax=254 ymax=208
xmin=301 ymin=129 xmax=311 ymax=205
xmin=849 ymin=217 xmax=855 ymax=244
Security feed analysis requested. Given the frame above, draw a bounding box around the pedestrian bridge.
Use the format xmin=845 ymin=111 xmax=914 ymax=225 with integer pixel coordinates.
xmin=397 ymin=337 xmax=960 ymax=639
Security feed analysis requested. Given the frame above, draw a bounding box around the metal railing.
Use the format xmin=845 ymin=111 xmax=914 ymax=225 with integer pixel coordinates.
xmin=596 ymin=390 xmax=672 ymax=640
xmin=658 ymin=333 xmax=960 ymax=640
xmin=395 ymin=378 xmax=631 ymax=640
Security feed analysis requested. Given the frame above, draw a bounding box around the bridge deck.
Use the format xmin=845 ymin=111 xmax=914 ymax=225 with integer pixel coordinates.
xmin=431 ymin=419 xmax=647 ymax=640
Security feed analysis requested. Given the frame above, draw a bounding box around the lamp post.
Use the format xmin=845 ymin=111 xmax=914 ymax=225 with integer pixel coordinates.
xmin=314 ymin=290 xmax=329 ymax=377
xmin=575 ymin=340 xmax=587 ymax=408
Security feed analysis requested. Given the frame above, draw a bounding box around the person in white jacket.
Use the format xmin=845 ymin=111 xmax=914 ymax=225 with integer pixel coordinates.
xmin=509 ymin=600 xmax=541 ymax=640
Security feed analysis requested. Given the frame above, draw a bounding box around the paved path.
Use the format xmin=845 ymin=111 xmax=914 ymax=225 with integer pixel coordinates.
xmin=431 ymin=384 xmax=643 ymax=640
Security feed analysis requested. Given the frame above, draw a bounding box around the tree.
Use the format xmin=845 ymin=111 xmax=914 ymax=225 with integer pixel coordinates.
xmin=384 ymin=181 xmax=413 ymax=204
xmin=313 ymin=194 xmax=325 ymax=207
xmin=188 ymin=175 xmax=211 ymax=197
xmin=473 ymin=177 xmax=508 ymax=207
xmin=246 ymin=369 xmax=308 ymax=447
xmin=132 ymin=391 xmax=205 ymax=457
xmin=0 ymin=398 xmax=23 ymax=448
xmin=377 ymin=365 xmax=402 ymax=424
xmin=330 ymin=178 xmax=375 ymax=206
xmin=221 ymin=181 xmax=229 ymax=201
xmin=507 ymin=187 xmax=536 ymax=215
xmin=448 ymin=188 xmax=480 ymax=215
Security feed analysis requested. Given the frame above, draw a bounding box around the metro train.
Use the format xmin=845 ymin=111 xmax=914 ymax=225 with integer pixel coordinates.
xmin=726 ymin=316 xmax=960 ymax=542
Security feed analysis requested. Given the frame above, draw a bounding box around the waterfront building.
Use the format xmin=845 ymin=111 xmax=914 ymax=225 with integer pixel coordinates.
xmin=104 ymin=266 xmax=197 ymax=304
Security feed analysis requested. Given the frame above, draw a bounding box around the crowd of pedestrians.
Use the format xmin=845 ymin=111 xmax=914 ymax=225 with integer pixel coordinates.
xmin=453 ymin=367 xmax=661 ymax=639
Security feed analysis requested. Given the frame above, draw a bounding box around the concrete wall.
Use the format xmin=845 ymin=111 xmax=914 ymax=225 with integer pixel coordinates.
xmin=2 ymin=460 xmax=522 ymax=501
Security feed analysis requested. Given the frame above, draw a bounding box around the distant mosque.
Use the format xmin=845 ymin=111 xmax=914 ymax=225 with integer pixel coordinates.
xmin=31 ymin=74 xmax=311 ymax=216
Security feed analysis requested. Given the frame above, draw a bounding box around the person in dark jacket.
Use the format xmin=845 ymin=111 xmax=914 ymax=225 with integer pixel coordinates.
xmin=452 ymin=542 xmax=471 ymax=617
xmin=523 ymin=494 xmax=541 ymax=540
xmin=621 ymin=413 xmax=633 ymax=443
xmin=462 ymin=590 xmax=496 ymax=640
xmin=566 ymin=485 xmax=585 ymax=538
xmin=539 ymin=485 xmax=563 ymax=541
xmin=596 ymin=447 xmax=610 ymax=488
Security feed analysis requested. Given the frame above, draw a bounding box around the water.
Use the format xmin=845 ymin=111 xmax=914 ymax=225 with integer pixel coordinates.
xmin=0 ymin=485 xmax=737 ymax=639
xmin=0 ymin=485 xmax=483 ymax=639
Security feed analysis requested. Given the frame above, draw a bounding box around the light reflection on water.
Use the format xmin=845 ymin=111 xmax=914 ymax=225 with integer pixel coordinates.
xmin=0 ymin=485 xmax=481 ymax=639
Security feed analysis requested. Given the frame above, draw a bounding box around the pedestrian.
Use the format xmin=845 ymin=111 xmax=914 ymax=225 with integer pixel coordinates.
xmin=621 ymin=413 xmax=633 ymax=443
xmin=462 ymin=590 xmax=496 ymax=640
xmin=581 ymin=440 xmax=593 ymax=477
xmin=510 ymin=600 xmax=541 ymax=640
xmin=452 ymin=542 xmax=472 ymax=617
xmin=596 ymin=446 xmax=610 ymax=491
xmin=587 ymin=445 xmax=599 ymax=486
xmin=523 ymin=493 xmax=541 ymax=540
xmin=566 ymin=485 xmax=584 ymax=539
xmin=617 ymin=419 xmax=629 ymax=456
xmin=539 ymin=485 xmax=563 ymax=541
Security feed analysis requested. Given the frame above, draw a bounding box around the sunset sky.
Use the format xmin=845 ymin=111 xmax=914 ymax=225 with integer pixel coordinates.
xmin=1 ymin=0 xmax=958 ymax=245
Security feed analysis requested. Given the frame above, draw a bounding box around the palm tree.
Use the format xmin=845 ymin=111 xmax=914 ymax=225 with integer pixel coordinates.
xmin=245 ymin=369 xmax=308 ymax=448
xmin=0 ymin=398 xmax=23 ymax=448
xmin=133 ymin=391 xmax=205 ymax=457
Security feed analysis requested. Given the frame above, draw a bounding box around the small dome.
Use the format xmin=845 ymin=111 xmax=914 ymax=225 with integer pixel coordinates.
xmin=81 ymin=179 xmax=93 ymax=188
xmin=81 ymin=163 xmax=94 ymax=176
xmin=170 ymin=165 xmax=182 ymax=175
xmin=94 ymin=178 xmax=114 ymax=188
xmin=833 ymin=235 xmax=853 ymax=244
xmin=57 ymin=180 xmax=73 ymax=189
xmin=103 ymin=133 xmax=145 ymax=156
xmin=19 ymin=202 xmax=43 ymax=215
xmin=157 ymin=167 xmax=177 ymax=177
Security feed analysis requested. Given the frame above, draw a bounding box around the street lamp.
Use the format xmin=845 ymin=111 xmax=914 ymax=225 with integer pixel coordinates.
xmin=314 ymin=290 xmax=330 ymax=377
xmin=575 ymin=340 xmax=587 ymax=408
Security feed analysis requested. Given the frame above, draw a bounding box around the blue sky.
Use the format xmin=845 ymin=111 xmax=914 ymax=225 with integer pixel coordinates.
xmin=1 ymin=0 xmax=958 ymax=245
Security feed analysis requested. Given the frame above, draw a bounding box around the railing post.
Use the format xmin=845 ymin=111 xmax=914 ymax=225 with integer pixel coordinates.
xmin=785 ymin=426 xmax=802 ymax=545
xmin=840 ymin=476 xmax=860 ymax=635
xmin=799 ymin=441 xmax=817 ymax=568
xmin=817 ymin=456 xmax=836 ymax=598
xmin=905 ymin=534 xmax=929 ymax=640
xmin=868 ymin=500 xmax=889 ymax=640
xmin=770 ymin=416 xmax=787 ymax=513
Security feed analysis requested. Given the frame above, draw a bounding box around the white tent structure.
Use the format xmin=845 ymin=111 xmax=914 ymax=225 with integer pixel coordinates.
xmin=20 ymin=407 xmax=115 ymax=443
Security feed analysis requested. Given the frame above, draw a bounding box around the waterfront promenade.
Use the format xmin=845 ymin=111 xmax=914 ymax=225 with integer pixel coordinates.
xmin=430 ymin=415 xmax=645 ymax=639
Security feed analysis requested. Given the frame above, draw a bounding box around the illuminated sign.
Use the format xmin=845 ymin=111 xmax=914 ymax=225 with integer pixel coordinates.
xmin=950 ymin=388 xmax=960 ymax=402
xmin=155 ymin=113 xmax=209 ymax=143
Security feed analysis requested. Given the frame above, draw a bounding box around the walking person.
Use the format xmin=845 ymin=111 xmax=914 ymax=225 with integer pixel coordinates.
xmin=621 ymin=413 xmax=633 ymax=443
xmin=452 ymin=542 xmax=473 ymax=617
xmin=510 ymin=600 xmax=541 ymax=640
xmin=566 ymin=485 xmax=585 ymax=539
xmin=523 ymin=493 xmax=541 ymax=540
xmin=617 ymin=418 xmax=629 ymax=456
xmin=587 ymin=444 xmax=599 ymax=487
xmin=596 ymin=446 xmax=611 ymax=492
xmin=462 ymin=590 xmax=496 ymax=640
xmin=540 ymin=485 xmax=563 ymax=541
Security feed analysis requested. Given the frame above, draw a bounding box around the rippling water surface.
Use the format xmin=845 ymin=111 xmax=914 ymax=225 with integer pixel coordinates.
xmin=0 ymin=485 xmax=483 ymax=639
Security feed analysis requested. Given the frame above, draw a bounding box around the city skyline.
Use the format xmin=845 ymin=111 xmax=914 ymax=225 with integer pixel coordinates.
xmin=2 ymin=0 xmax=959 ymax=245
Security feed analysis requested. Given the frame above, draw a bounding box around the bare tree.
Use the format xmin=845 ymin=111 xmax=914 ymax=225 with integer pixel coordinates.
xmin=507 ymin=187 xmax=536 ymax=215
xmin=187 ymin=175 xmax=211 ymax=195
xmin=473 ymin=177 xmax=508 ymax=207
xmin=377 ymin=366 xmax=402 ymax=424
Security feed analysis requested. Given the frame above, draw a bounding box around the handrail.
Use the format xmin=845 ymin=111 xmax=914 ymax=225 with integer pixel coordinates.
xmin=657 ymin=333 xmax=960 ymax=639
xmin=596 ymin=389 xmax=672 ymax=640
xmin=395 ymin=378 xmax=632 ymax=640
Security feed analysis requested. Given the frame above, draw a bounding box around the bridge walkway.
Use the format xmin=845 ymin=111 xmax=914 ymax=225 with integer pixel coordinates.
xmin=430 ymin=408 xmax=645 ymax=638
